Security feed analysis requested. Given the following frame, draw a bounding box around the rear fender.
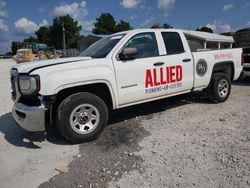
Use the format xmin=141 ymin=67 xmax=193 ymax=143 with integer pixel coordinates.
xmin=211 ymin=61 xmax=234 ymax=81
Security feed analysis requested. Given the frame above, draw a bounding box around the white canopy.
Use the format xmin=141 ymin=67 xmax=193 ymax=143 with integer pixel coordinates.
xmin=182 ymin=29 xmax=234 ymax=43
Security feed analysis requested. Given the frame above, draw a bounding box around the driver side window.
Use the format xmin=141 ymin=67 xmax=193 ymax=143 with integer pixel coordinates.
xmin=123 ymin=32 xmax=159 ymax=59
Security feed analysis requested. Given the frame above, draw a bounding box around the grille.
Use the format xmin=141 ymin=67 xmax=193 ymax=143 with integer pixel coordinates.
xmin=10 ymin=69 xmax=18 ymax=100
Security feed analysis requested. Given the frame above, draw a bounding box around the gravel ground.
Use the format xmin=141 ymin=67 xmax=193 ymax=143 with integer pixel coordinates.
xmin=110 ymin=80 xmax=250 ymax=188
xmin=40 ymin=78 xmax=250 ymax=187
xmin=1 ymin=59 xmax=250 ymax=188
xmin=0 ymin=60 xmax=79 ymax=188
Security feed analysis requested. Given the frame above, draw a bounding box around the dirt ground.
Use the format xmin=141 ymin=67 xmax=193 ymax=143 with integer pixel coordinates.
xmin=40 ymin=79 xmax=250 ymax=188
xmin=1 ymin=59 xmax=250 ymax=188
xmin=0 ymin=60 xmax=79 ymax=188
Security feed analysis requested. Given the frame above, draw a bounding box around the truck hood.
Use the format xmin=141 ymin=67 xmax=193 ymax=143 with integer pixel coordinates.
xmin=13 ymin=57 xmax=92 ymax=73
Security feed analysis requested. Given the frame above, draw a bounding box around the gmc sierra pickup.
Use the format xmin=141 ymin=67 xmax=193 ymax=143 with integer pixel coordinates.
xmin=10 ymin=29 xmax=244 ymax=143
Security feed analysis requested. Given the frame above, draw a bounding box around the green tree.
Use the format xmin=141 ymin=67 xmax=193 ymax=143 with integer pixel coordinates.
xmin=115 ymin=20 xmax=133 ymax=32
xmin=35 ymin=26 xmax=50 ymax=44
xmin=163 ymin=23 xmax=173 ymax=29
xmin=220 ymin=32 xmax=234 ymax=36
xmin=151 ymin=23 xmax=173 ymax=29
xmin=10 ymin=15 xmax=82 ymax=51
xmin=49 ymin=15 xmax=82 ymax=49
xmin=196 ymin=26 xmax=213 ymax=33
xmin=11 ymin=41 xmax=23 ymax=54
xmin=5 ymin=51 xmax=13 ymax=55
xmin=151 ymin=24 xmax=162 ymax=28
xmin=23 ymin=36 xmax=38 ymax=43
xmin=92 ymin=13 xmax=116 ymax=34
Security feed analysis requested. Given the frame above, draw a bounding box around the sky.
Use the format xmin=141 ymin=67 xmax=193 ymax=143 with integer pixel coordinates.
xmin=0 ymin=0 xmax=250 ymax=53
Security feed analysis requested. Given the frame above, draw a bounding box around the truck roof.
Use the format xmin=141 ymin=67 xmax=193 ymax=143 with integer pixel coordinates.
xmin=114 ymin=29 xmax=234 ymax=43
xmin=114 ymin=28 xmax=180 ymax=35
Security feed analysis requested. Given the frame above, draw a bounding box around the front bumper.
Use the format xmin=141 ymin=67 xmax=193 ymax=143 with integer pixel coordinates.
xmin=12 ymin=103 xmax=46 ymax=132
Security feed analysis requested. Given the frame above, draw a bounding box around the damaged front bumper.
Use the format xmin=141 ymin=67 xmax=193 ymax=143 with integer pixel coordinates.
xmin=10 ymin=68 xmax=50 ymax=132
xmin=12 ymin=103 xmax=46 ymax=132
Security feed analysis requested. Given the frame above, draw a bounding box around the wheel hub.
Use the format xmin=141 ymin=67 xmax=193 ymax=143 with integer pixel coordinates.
xmin=77 ymin=112 xmax=89 ymax=124
xmin=218 ymin=79 xmax=229 ymax=98
xmin=69 ymin=104 xmax=100 ymax=134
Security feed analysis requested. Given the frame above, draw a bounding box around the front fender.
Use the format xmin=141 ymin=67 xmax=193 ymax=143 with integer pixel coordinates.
xmin=32 ymin=60 xmax=119 ymax=109
xmin=54 ymin=79 xmax=117 ymax=109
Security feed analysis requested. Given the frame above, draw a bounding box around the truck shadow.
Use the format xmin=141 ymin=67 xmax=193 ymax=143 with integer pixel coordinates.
xmin=0 ymin=113 xmax=44 ymax=148
xmin=109 ymin=92 xmax=210 ymax=124
xmin=0 ymin=92 xmax=211 ymax=148
xmin=232 ymin=77 xmax=250 ymax=86
xmin=0 ymin=113 xmax=71 ymax=148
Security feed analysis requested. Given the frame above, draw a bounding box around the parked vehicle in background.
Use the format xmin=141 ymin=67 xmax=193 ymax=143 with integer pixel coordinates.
xmin=10 ymin=29 xmax=244 ymax=143
xmin=242 ymin=47 xmax=250 ymax=76
xmin=13 ymin=49 xmax=35 ymax=63
xmin=25 ymin=43 xmax=48 ymax=54
xmin=13 ymin=45 xmax=62 ymax=63
xmin=232 ymin=28 xmax=250 ymax=78
xmin=233 ymin=28 xmax=250 ymax=47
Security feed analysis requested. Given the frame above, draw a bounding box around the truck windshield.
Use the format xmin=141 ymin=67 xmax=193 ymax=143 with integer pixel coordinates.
xmin=80 ymin=35 xmax=125 ymax=58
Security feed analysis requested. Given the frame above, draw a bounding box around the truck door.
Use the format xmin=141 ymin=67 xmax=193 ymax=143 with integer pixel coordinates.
xmin=159 ymin=31 xmax=194 ymax=95
xmin=113 ymin=32 xmax=170 ymax=106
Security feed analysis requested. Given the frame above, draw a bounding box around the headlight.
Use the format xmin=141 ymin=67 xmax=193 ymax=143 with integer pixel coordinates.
xmin=18 ymin=75 xmax=40 ymax=95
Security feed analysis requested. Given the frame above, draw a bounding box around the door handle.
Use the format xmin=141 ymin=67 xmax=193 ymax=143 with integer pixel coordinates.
xmin=182 ymin=58 xmax=192 ymax=62
xmin=153 ymin=62 xmax=165 ymax=66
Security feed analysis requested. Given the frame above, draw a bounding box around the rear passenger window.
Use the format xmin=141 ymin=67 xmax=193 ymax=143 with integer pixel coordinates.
xmin=161 ymin=32 xmax=184 ymax=55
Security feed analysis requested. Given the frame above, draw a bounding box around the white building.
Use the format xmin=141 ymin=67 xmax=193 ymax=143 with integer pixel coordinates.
xmin=233 ymin=28 xmax=250 ymax=47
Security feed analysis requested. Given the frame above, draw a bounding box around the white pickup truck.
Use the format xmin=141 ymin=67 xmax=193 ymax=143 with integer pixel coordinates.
xmin=10 ymin=29 xmax=243 ymax=143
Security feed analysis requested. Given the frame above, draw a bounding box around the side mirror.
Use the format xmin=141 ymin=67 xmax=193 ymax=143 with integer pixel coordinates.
xmin=119 ymin=48 xmax=138 ymax=61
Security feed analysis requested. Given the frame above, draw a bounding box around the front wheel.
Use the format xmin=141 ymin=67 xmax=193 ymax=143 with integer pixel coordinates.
xmin=207 ymin=73 xmax=231 ymax=103
xmin=57 ymin=92 xmax=108 ymax=143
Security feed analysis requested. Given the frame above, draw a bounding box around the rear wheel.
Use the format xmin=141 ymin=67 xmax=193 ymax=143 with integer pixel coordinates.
xmin=208 ymin=73 xmax=231 ymax=103
xmin=57 ymin=92 xmax=108 ymax=143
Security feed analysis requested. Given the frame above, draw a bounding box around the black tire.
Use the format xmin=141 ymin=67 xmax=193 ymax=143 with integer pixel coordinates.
xmin=57 ymin=92 xmax=108 ymax=143
xmin=208 ymin=73 xmax=231 ymax=103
